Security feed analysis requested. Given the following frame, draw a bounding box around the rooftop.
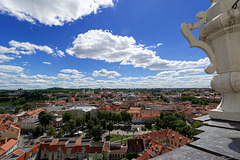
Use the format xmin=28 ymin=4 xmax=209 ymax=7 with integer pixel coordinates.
xmin=151 ymin=116 xmax=240 ymax=160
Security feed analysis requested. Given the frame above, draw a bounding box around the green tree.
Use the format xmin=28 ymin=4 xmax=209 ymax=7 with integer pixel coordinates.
xmin=92 ymin=116 xmax=99 ymax=125
xmin=120 ymin=110 xmax=132 ymax=122
xmin=63 ymin=111 xmax=72 ymax=123
xmin=100 ymin=119 xmax=107 ymax=130
xmin=92 ymin=124 xmax=103 ymax=141
xmin=87 ymin=119 xmax=94 ymax=136
xmin=63 ymin=119 xmax=76 ymax=135
xmin=14 ymin=106 xmax=23 ymax=113
xmin=154 ymin=116 xmax=162 ymax=129
xmin=76 ymin=116 xmax=85 ymax=129
xmin=175 ymin=113 xmax=186 ymax=121
xmin=38 ymin=111 xmax=53 ymax=129
xmin=32 ymin=125 xmax=44 ymax=138
xmin=47 ymin=126 xmax=56 ymax=137
xmin=84 ymin=111 xmax=91 ymax=123
xmin=56 ymin=128 xmax=64 ymax=138
xmin=144 ymin=119 xmax=153 ymax=129
xmin=161 ymin=115 xmax=178 ymax=129
xmin=22 ymin=102 xmax=32 ymax=111
xmin=107 ymin=121 xmax=114 ymax=136
xmin=192 ymin=121 xmax=203 ymax=128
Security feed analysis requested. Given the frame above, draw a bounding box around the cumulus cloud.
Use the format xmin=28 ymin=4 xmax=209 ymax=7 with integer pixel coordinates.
xmin=57 ymin=73 xmax=71 ymax=80
xmin=9 ymin=40 xmax=53 ymax=55
xmin=0 ymin=65 xmax=24 ymax=73
xmin=56 ymin=49 xmax=65 ymax=57
xmin=0 ymin=40 xmax=65 ymax=60
xmin=42 ymin=62 xmax=52 ymax=65
xmin=156 ymin=68 xmax=204 ymax=77
xmin=60 ymin=69 xmax=81 ymax=74
xmin=92 ymin=69 xmax=121 ymax=77
xmin=0 ymin=0 xmax=115 ymax=26
xmin=0 ymin=55 xmax=15 ymax=63
xmin=66 ymin=30 xmax=210 ymax=71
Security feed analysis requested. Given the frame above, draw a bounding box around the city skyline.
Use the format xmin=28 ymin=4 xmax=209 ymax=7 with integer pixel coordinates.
xmin=0 ymin=0 xmax=213 ymax=89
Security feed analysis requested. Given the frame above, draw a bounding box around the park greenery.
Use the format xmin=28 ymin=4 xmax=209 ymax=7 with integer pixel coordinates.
xmin=180 ymin=95 xmax=220 ymax=105
xmin=32 ymin=110 xmax=132 ymax=141
xmin=153 ymin=111 xmax=203 ymax=138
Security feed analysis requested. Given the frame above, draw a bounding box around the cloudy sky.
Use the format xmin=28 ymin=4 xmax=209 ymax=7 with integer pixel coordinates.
xmin=0 ymin=0 xmax=213 ymax=89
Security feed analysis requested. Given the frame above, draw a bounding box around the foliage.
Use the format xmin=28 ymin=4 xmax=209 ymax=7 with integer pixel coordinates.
xmin=38 ymin=111 xmax=53 ymax=129
xmin=144 ymin=119 xmax=153 ymax=129
xmin=92 ymin=124 xmax=103 ymax=141
xmin=32 ymin=125 xmax=44 ymax=138
xmin=100 ymin=119 xmax=107 ymax=130
xmin=87 ymin=119 xmax=94 ymax=135
xmin=47 ymin=126 xmax=56 ymax=137
xmin=180 ymin=95 xmax=220 ymax=105
xmin=76 ymin=116 xmax=85 ymax=128
xmin=84 ymin=112 xmax=91 ymax=123
xmin=63 ymin=119 xmax=76 ymax=135
xmin=120 ymin=110 xmax=132 ymax=122
xmin=174 ymin=113 xmax=186 ymax=121
xmin=107 ymin=121 xmax=114 ymax=136
xmin=14 ymin=106 xmax=23 ymax=113
xmin=22 ymin=102 xmax=32 ymax=111
xmin=56 ymin=128 xmax=64 ymax=138
xmin=63 ymin=111 xmax=72 ymax=123
xmin=126 ymin=152 xmax=138 ymax=160
xmin=155 ymin=111 xmax=203 ymax=138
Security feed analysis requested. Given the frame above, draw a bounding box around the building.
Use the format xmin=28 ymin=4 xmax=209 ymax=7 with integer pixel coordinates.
xmin=54 ymin=105 xmax=98 ymax=119
xmin=20 ymin=115 xmax=38 ymax=131
xmin=0 ymin=124 xmax=20 ymax=145
xmin=40 ymin=138 xmax=90 ymax=160
xmin=109 ymin=144 xmax=127 ymax=160
xmin=136 ymin=129 xmax=192 ymax=149
xmin=88 ymin=142 xmax=104 ymax=160
xmin=0 ymin=139 xmax=18 ymax=158
xmin=2 ymin=143 xmax=41 ymax=160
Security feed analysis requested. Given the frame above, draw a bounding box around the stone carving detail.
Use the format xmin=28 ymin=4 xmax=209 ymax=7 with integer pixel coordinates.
xmin=181 ymin=0 xmax=240 ymax=122
xmin=181 ymin=11 xmax=216 ymax=74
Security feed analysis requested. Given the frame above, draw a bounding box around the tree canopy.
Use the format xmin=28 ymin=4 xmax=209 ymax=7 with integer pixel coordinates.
xmin=63 ymin=111 xmax=72 ymax=123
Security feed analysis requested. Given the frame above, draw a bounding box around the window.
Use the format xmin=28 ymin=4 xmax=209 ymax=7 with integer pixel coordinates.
xmin=139 ymin=146 xmax=142 ymax=152
xmin=130 ymin=146 xmax=132 ymax=152
xmin=134 ymin=146 xmax=137 ymax=152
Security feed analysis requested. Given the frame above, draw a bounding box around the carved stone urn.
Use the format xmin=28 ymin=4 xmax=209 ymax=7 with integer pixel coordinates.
xmin=181 ymin=0 xmax=240 ymax=122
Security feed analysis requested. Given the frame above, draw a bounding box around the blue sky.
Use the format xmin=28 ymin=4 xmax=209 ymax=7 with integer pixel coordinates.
xmin=0 ymin=0 xmax=214 ymax=89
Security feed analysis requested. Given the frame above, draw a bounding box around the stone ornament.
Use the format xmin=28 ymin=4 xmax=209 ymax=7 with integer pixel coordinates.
xmin=181 ymin=11 xmax=216 ymax=74
xmin=181 ymin=0 xmax=240 ymax=122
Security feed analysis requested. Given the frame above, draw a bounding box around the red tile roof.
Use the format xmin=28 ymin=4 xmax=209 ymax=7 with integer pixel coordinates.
xmin=0 ymin=139 xmax=18 ymax=156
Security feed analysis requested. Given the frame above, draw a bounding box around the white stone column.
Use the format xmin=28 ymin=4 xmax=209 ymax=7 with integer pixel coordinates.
xmin=181 ymin=0 xmax=240 ymax=122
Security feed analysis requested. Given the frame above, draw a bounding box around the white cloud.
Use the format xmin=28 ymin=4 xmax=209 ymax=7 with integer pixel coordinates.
xmin=9 ymin=40 xmax=53 ymax=55
xmin=108 ymin=76 xmax=116 ymax=79
xmin=0 ymin=46 xmax=16 ymax=54
xmin=120 ymin=77 xmax=140 ymax=81
xmin=66 ymin=30 xmax=210 ymax=71
xmin=147 ymin=43 xmax=163 ymax=49
xmin=92 ymin=69 xmax=121 ymax=77
xmin=156 ymin=68 xmax=204 ymax=77
xmin=0 ymin=0 xmax=115 ymax=26
xmin=57 ymin=73 xmax=71 ymax=80
xmin=56 ymin=49 xmax=65 ymax=57
xmin=0 ymin=54 xmax=15 ymax=63
xmin=60 ymin=69 xmax=81 ymax=74
xmin=0 ymin=65 xmax=24 ymax=73
xmin=42 ymin=62 xmax=52 ymax=65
